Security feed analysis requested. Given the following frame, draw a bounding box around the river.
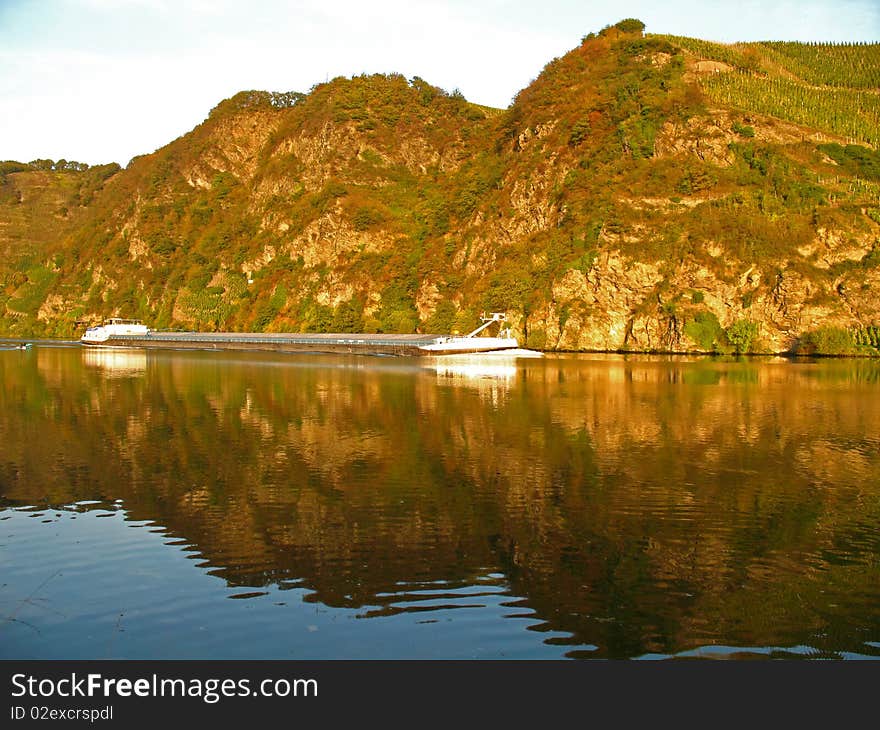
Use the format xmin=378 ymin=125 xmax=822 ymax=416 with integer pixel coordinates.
xmin=1 ymin=345 xmax=878 ymax=659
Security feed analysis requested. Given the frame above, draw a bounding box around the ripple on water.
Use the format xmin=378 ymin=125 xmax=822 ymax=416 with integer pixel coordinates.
xmin=0 ymin=507 xmax=569 ymax=659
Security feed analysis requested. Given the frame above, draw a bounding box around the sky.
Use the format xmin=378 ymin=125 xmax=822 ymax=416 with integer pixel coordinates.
xmin=1 ymin=0 xmax=878 ymax=166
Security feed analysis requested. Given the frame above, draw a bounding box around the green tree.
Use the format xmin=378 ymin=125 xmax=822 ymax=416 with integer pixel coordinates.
xmin=331 ymin=298 xmax=365 ymax=333
xmin=615 ymin=19 xmax=646 ymax=35
xmin=684 ymin=311 xmax=724 ymax=351
xmin=727 ymin=319 xmax=759 ymax=354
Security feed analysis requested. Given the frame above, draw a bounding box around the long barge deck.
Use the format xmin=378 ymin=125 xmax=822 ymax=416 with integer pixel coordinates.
xmin=87 ymin=332 xmax=444 ymax=356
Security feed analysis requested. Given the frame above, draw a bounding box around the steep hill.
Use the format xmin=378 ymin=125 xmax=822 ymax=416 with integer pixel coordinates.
xmin=2 ymin=19 xmax=879 ymax=355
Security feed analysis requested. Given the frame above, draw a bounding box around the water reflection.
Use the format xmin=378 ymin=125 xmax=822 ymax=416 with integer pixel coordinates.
xmin=1 ymin=348 xmax=879 ymax=659
xmin=82 ymin=348 xmax=147 ymax=376
xmin=429 ymin=359 xmax=518 ymax=381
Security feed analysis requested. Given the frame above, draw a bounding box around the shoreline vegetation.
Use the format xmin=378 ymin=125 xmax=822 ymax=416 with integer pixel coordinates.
xmin=1 ymin=19 xmax=878 ymax=355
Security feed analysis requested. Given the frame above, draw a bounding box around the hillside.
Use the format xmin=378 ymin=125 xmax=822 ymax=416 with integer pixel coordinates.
xmin=1 ymin=19 xmax=879 ymax=355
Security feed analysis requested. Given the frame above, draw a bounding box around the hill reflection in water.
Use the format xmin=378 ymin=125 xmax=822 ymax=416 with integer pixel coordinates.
xmin=1 ymin=347 xmax=879 ymax=659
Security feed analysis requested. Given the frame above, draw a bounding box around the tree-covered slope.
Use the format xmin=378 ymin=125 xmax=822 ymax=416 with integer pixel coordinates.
xmin=2 ymin=19 xmax=878 ymax=355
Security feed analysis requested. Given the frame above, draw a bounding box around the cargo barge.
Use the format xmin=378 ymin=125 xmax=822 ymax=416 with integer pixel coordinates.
xmin=80 ymin=314 xmax=528 ymax=357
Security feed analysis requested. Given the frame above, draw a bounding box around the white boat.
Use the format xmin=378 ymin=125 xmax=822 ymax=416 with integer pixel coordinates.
xmin=81 ymin=318 xmax=150 ymax=345
xmin=418 ymin=313 xmax=523 ymax=354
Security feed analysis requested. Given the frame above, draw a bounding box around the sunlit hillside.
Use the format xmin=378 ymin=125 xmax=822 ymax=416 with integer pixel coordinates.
xmin=1 ymin=19 xmax=878 ymax=355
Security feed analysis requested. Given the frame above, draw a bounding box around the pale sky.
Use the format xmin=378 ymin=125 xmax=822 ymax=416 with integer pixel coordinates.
xmin=1 ymin=0 xmax=877 ymax=166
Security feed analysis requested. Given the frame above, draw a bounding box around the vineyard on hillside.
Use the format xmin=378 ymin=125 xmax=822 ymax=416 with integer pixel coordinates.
xmin=654 ymin=35 xmax=751 ymax=68
xmin=704 ymin=74 xmax=879 ymax=146
xmin=758 ymin=41 xmax=880 ymax=89
xmin=653 ymin=35 xmax=880 ymax=146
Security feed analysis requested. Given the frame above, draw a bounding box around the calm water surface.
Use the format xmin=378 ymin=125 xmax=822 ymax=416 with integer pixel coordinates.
xmin=1 ymin=345 xmax=879 ymax=659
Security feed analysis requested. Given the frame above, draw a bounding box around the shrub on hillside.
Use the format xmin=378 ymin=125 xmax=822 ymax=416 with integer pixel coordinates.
xmin=727 ymin=319 xmax=759 ymax=354
xmin=798 ymin=327 xmax=856 ymax=355
xmin=683 ymin=311 xmax=725 ymax=351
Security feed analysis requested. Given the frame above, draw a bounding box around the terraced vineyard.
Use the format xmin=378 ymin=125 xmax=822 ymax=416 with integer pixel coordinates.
xmin=653 ymin=35 xmax=880 ymax=146
xmin=655 ymin=35 xmax=753 ymax=68
xmin=704 ymin=74 xmax=879 ymax=146
xmin=758 ymin=41 xmax=880 ymax=89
